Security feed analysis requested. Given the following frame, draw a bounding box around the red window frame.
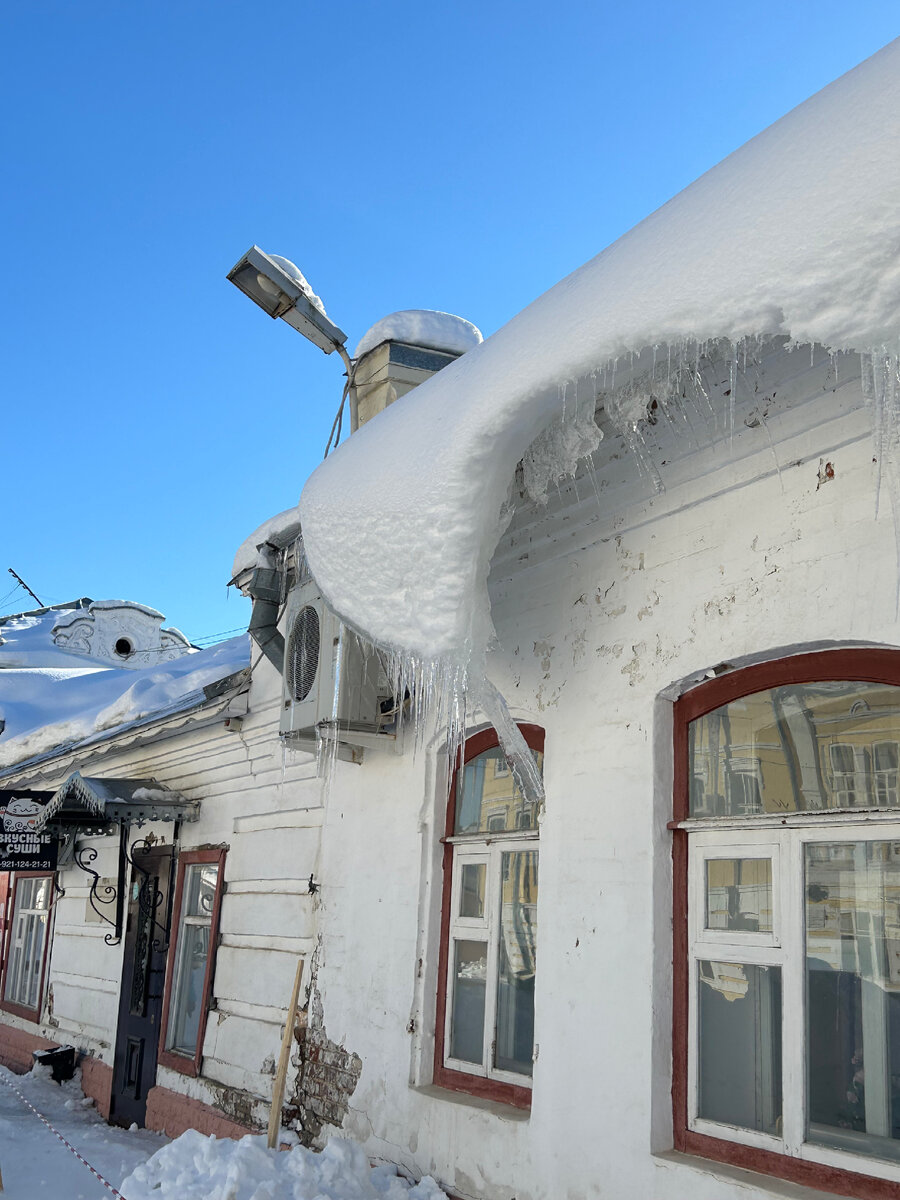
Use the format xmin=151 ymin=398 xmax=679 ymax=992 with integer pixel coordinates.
xmin=0 ymin=871 xmax=54 ymax=1023
xmin=434 ymin=723 xmax=544 ymax=1108
xmin=158 ymin=847 xmax=225 ymax=1078
xmin=672 ymin=648 xmax=900 ymax=1199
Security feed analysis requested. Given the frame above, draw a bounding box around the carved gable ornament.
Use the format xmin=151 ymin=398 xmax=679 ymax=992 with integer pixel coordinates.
xmin=52 ymin=600 xmax=192 ymax=669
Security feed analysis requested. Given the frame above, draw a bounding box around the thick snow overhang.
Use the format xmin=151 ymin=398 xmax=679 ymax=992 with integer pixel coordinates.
xmin=35 ymin=771 xmax=199 ymax=836
xmin=299 ymin=39 xmax=900 ymax=679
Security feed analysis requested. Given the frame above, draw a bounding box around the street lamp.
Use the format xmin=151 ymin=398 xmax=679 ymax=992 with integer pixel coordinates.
xmin=227 ymin=246 xmax=358 ymax=434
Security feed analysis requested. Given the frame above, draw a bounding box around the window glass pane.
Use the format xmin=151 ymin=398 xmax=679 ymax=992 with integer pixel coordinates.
xmin=184 ymin=863 xmax=218 ymax=918
xmin=4 ymin=877 xmax=50 ymax=1010
xmin=459 ymin=863 xmax=486 ymax=918
xmin=450 ymin=940 xmax=487 ymax=1064
xmin=168 ymin=922 xmax=211 ymax=1055
xmin=689 ymin=682 xmax=900 ymax=817
xmin=806 ymin=841 xmax=900 ymax=1160
xmin=455 ymin=748 xmax=544 ymax=834
xmin=706 ymin=859 xmax=773 ymax=932
xmin=698 ymin=961 xmax=782 ymax=1135
xmin=495 ymin=850 xmax=538 ymax=1076
xmin=166 ymin=862 xmax=219 ymax=1057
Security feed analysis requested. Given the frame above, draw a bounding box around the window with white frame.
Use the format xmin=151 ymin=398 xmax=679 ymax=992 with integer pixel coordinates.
xmin=435 ymin=726 xmax=543 ymax=1106
xmin=2 ymin=874 xmax=52 ymax=1016
xmin=675 ymin=653 xmax=900 ymax=1194
xmin=159 ymin=849 xmax=224 ymax=1076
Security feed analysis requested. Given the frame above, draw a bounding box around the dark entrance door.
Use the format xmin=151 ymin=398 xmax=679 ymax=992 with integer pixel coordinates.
xmin=109 ymin=842 xmax=174 ymax=1128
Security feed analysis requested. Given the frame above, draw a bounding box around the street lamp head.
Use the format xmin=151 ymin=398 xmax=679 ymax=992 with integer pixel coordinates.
xmin=227 ymin=245 xmax=347 ymax=355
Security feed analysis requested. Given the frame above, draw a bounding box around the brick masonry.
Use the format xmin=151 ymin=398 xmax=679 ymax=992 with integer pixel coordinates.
xmin=286 ymin=986 xmax=362 ymax=1146
xmin=145 ymin=1083 xmax=255 ymax=1140
xmin=80 ymin=1055 xmax=113 ymax=1120
xmin=0 ymin=1022 xmax=56 ymax=1073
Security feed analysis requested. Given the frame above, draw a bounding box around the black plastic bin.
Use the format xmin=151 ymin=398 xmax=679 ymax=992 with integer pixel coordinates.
xmin=32 ymin=1044 xmax=76 ymax=1084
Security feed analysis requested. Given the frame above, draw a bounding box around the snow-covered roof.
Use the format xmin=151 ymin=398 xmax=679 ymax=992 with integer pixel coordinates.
xmin=353 ymin=310 xmax=483 ymax=360
xmin=232 ymin=507 xmax=302 ymax=580
xmin=0 ymin=634 xmax=250 ymax=772
xmin=299 ymin=39 xmax=900 ymax=680
xmin=0 ymin=599 xmax=192 ymax=670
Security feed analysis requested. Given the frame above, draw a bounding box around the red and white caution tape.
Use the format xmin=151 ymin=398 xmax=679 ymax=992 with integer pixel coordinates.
xmin=0 ymin=1071 xmax=123 ymax=1198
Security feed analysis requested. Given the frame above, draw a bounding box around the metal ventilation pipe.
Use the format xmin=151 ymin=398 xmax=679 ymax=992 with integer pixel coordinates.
xmin=246 ymin=544 xmax=285 ymax=670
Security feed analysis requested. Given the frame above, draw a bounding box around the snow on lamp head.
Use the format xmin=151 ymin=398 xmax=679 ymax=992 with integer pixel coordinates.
xmin=226 ymin=245 xmax=346 ymax=356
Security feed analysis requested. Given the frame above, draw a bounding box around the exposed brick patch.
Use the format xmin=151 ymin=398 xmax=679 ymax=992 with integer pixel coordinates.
xmin=0 ymin=1021 xmax=55 ymax=1073
xmin=80 ymin=1055 xmax=113 ymax=1120
xmin=145 ymin=1084 xmax=256 ymax=1140
xmin=286 ymin=983 xmax=362 ymax=1147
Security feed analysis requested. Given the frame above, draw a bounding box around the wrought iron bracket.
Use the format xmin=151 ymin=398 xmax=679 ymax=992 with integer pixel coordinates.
xmin=70 ymin=826 xmax=174 ymax=949
xmin=72 ymin=828 xmax=125 ymax=946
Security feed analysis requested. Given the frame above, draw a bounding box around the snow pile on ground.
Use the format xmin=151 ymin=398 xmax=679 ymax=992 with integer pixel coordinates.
xmin=299 ymin=39 xmax=900 ymax=686
xmin=0 ymin=635 xmax=250 ymax=769
xmin=122 ymin=1130 xmax=447 ymax=1200
xmin=353 ymin=310 xmax=483 ymax=360
xmin=0 ymin=1063 xmax=163 ymax=1198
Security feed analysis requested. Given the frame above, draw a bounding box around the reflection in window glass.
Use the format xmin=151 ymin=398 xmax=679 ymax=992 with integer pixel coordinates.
xmin=450 ymin=940 xmax=487 ymax=1064
xmin=806 ymin=842 xmax=900 ymax=1160
xmin=698 ymin=961 xmax=782 ymax=1135
xmin=495 ymin=850 xmax=538 ymax=1076
xmin=167 ymin=861 xmax=219 ymax=1057
xmin=455 ymin=748 xmax=544 ymax=834
xmin=459 ymin=863 xmax=486 ymax=918
xmin=689 ymin=682 xmax=900 ymax=817
xmin=4 ymin=877 xmax=51 ymax=1011
xmin=706 ymin=859 xmax=773 ymax=932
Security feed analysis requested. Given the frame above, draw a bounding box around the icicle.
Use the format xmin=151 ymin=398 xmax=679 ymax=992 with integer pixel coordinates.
xmin=862 ymin=346 xmax=900 ymax=612
xmin=477 ymin=677 xmax=545 ymax=809
xmin=521 ymin=378 xmax=603 ymax=505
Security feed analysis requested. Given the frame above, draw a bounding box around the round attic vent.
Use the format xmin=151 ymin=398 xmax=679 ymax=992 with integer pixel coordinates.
xmin=287 ymin=606 xmax=320 ymax=702
xmin=114 ymin=637 xmax=133 ymax=658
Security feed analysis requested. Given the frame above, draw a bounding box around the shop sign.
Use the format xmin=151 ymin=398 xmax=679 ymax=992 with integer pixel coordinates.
xmin=0 ymin=791 xmax=58 ymax=871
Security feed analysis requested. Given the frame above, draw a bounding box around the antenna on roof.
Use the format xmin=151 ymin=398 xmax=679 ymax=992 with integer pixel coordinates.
xmin=7 ymin=568 xmax=43 ymax=609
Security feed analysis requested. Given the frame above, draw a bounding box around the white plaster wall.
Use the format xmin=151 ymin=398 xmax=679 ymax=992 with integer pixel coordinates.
xmin=2 ymin=344 xmax=892 ymax=1199
xmin=309 ymin=350 xmax=900 ymax=1200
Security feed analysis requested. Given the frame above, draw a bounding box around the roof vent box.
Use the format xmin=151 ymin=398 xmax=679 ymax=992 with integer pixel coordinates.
xmin=280 ymin=583 xmax=393 ymax=746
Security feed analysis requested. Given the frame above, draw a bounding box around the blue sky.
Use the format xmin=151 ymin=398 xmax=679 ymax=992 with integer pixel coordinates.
xmin=2 ymin=3 xmax=897 ymax=644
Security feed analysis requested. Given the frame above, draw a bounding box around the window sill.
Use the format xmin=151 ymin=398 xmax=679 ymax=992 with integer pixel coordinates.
xmin=157 ymin=1048 xmax=200 ymax=1078
xmin=655 ymin=1150 xmax=867 ymax=1200
xmin=0 ymin=999 xmax=42 ymax=1024
xmin=416 ymin=1083 xmax=531 ymax=1121
xmin=665 ymin=1138 xmax=900 ymax=1200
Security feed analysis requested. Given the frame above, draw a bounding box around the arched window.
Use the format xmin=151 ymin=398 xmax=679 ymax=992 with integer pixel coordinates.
xmin=434 ymin=725 xmax=544 ymax=1107
xmin=673 ymin=649 xmax=900 ymax=1194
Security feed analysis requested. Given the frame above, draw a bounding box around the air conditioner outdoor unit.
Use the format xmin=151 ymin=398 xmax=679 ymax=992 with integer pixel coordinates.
xmin=280 ymin=582 xmax=395 ymax=748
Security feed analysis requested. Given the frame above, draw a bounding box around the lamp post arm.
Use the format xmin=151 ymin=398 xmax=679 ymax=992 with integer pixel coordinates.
xmin=335 ymin=343 xmax=359 ymax=434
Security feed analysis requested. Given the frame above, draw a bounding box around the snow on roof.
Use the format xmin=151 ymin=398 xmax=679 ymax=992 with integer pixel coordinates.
xmin=232 ymin=506 xmax=302 ymax=579
xmin=299 ymin=39 xmax=900 ymax=676
xmin=0 ymin=634 xmax=250 ymax=771
xmin=353 ymin=310 xmax=483 ymax=360
xmin=0 ymin=599 xmax=193 ymax=670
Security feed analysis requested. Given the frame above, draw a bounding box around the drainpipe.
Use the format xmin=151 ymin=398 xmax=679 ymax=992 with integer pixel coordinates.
xmin=246 ymin=544 xmax=285 ymax=671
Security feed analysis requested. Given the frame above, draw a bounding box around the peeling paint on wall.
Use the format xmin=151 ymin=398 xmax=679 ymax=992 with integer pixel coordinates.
xmin=286 ymin=971 xmax=362 ymax=1147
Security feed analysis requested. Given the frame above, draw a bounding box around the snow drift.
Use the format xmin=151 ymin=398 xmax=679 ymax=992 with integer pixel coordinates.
xmin=121 ymin=1130 xmax=447 ymax=1200
xmin=299 ymin=39 xmax=900 ymax=685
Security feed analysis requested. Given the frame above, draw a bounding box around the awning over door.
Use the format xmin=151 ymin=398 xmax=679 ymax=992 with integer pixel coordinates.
xmin=35 ymin=771 xmax=200 ymax=836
